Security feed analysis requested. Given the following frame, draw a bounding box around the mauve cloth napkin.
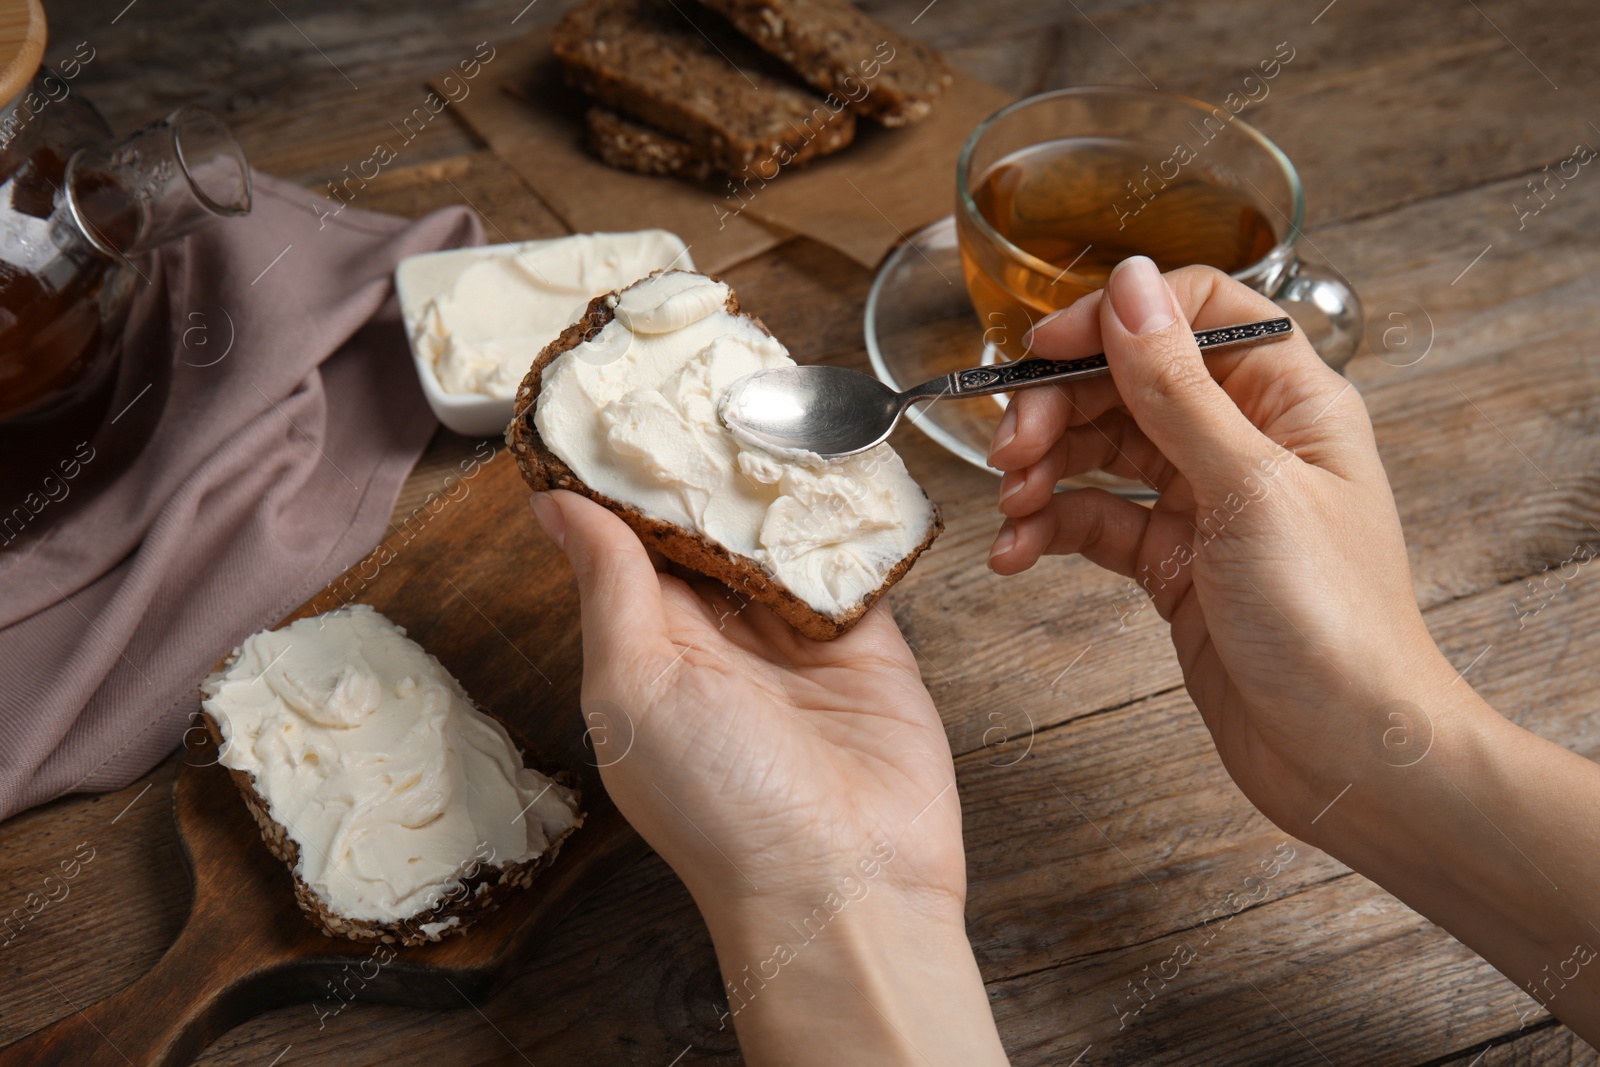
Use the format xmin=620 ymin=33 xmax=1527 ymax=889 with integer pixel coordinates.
xmin=0 ymin=172 xmax=484 ymax=821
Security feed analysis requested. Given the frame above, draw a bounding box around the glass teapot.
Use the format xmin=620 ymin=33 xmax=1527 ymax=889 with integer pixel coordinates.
xmin=0 ymin=31 xmax=250 ymax=545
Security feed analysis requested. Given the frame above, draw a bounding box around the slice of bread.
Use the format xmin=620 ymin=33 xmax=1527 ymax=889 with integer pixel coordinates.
xmin=200 ymin=706 xmax=579 ymax=946
xmin=585 ymin=105 xmax=714 ymax=180
xmin=696 ymin=0 xmax=953 ymax=126
xmin=552 ymin=0 xmax=856 ymax=178
xmin=505 ymin=273 xmax=942 ymax=642
xmin=204 ymin=706 xmax=578 ymax=945
xmin=200 ymin=619 xmax=583 ymax=947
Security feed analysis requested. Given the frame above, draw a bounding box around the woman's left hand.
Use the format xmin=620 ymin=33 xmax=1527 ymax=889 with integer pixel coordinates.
xmin=528 ymin=489 xmax=1008 ymax=1065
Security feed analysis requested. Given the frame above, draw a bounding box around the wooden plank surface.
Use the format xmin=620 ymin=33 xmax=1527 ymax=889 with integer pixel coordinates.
xmin=3 ymin=0 xmax=1597 ymax=1063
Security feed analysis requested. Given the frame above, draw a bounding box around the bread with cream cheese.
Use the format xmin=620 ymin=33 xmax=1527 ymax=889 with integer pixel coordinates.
xmin=506 ymin=270 xmax=941 ymax=641
xmin=204 ymin=716 xmax=574 ymax=945
xmin=200 ymin=606 xmax=583 ymax=946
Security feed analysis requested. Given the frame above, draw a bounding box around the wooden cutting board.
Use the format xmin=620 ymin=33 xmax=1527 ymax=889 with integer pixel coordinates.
xmin=0 ymin=446 xmax=642 ymax=1066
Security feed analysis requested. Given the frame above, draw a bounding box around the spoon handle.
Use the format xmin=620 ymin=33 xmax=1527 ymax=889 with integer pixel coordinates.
xmin=928 ymin=316 xmax=1294 ymax=399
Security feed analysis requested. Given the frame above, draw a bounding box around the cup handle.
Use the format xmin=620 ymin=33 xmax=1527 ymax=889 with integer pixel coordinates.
xmin=1271 ymin=260 xmax=1363 ymax=371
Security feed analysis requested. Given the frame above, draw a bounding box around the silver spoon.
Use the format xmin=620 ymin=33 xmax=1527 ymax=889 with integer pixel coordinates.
xmin=719 ymin=317 xmax=1294 ymax=459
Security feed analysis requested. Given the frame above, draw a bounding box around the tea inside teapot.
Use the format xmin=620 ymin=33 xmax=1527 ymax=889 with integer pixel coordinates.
xmin=0 ymin=69 xmax=249 ymax=545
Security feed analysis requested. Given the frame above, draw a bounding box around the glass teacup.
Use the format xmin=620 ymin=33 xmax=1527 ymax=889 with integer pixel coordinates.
xmin=957 ymin=85 xmax=1362 ymax=368
xmin=865 ymin=86 xmax=1362 ymax=492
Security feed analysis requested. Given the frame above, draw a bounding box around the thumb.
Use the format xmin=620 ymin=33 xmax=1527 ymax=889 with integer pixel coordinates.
xmin=1099 ymin=256 xmax=1273 ymax=495
xmin=530 ymin=489 xmax=670 ymax=672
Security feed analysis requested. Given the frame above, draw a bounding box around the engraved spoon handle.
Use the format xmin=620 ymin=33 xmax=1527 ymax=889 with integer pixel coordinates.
xmin=906 ymin=317 xmax=1294 ymax=401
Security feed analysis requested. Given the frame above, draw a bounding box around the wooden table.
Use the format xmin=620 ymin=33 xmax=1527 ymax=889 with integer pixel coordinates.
xmin=5 ymin=1 xmax=1599 ymax=1064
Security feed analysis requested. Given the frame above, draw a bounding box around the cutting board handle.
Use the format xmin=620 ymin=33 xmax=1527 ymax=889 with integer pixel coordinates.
xmin=0 ymin=899 xmax=293 ymax=1067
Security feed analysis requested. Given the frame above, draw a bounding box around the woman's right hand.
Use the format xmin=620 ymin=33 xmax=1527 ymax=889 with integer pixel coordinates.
xmin=987 ymin=256 xmax=1600 ymax=1047
xmin=986 ymin=257 xmax=1463 ymax=840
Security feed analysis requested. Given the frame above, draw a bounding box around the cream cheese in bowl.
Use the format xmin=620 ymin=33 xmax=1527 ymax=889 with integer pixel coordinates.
xmin=397 ymin=230 xmax=691 ymax=436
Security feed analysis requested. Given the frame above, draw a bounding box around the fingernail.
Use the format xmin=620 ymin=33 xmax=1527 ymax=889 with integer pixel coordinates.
xmin=998 ymin=471 xmax=1025 ymax=504
xmin=988 ymin=523 xmax=1016 ymax=562
xmin=990 ymin=405 xmax=1017 ymax=457
xmin=530 ymin=492 xmax=566 ymax=550
xmin=1022 ymin=307 xmax=1068 ymax=352
xmin=1108 ymin=256 xmax=1176 ymax=335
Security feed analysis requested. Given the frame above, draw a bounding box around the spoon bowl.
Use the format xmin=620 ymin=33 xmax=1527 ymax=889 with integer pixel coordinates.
xmin=720 ymin=365 xmax=905 ymax=458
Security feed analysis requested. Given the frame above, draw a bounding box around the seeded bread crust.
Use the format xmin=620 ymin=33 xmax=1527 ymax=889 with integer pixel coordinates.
xmin=505 ymin=273 xmax=942 ymax=642
xmin=696 ymin=0 xmax=952 ymax=126
xmin=199 ymin=687 xmax=582 ymax=947
xmin=552 ymin=0 xmax=856 ymax=178
xmin=586 ymin=106 xmax=714 ymax=180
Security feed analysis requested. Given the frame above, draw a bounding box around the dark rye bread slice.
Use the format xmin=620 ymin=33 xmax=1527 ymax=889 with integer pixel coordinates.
xmin=505 ymin=275 xmax=942 ymax=642
xmin=200 ymin=657 xmax=582 ymax=947
xmin=552 ymin=0 xmax=856 ymax=178
xmin=586 ymin=105 xmax=714 ymax=180
xmin=697 ymin=0 xmax=953 ymax=126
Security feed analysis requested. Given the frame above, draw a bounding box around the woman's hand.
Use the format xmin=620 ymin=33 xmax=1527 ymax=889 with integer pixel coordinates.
xmin=986 ymin=256 xmax=1455 ymax=838
xmin=528 ymin=490 xmax=1008 ymax=1065
xmin=987 ymin=257 xmax=1600 ymax=1045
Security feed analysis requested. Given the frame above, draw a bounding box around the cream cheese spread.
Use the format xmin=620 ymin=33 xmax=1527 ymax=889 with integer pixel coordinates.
xmin=201 ymin=605 xmax=581 ymax=925
xmin=534 ymin=270 xmax=936 ymax=619
xmin=410 ymin=230 xmax=689 ymax=399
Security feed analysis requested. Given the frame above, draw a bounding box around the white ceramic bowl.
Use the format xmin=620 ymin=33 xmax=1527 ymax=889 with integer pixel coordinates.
xmin=394 ymin=232 xmax=693 ymax=437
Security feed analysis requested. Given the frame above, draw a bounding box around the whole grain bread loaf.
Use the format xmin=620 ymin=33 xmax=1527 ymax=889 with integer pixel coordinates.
xmin=696 ymin=0 xmax=952 ymax=125
xmin=585 ymin=105 xmax=714 ymax=180
xmin=505 ymin=275 xmax=941 ymax=642
xmin=553 ymin=0 xmax=856 ymax=178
